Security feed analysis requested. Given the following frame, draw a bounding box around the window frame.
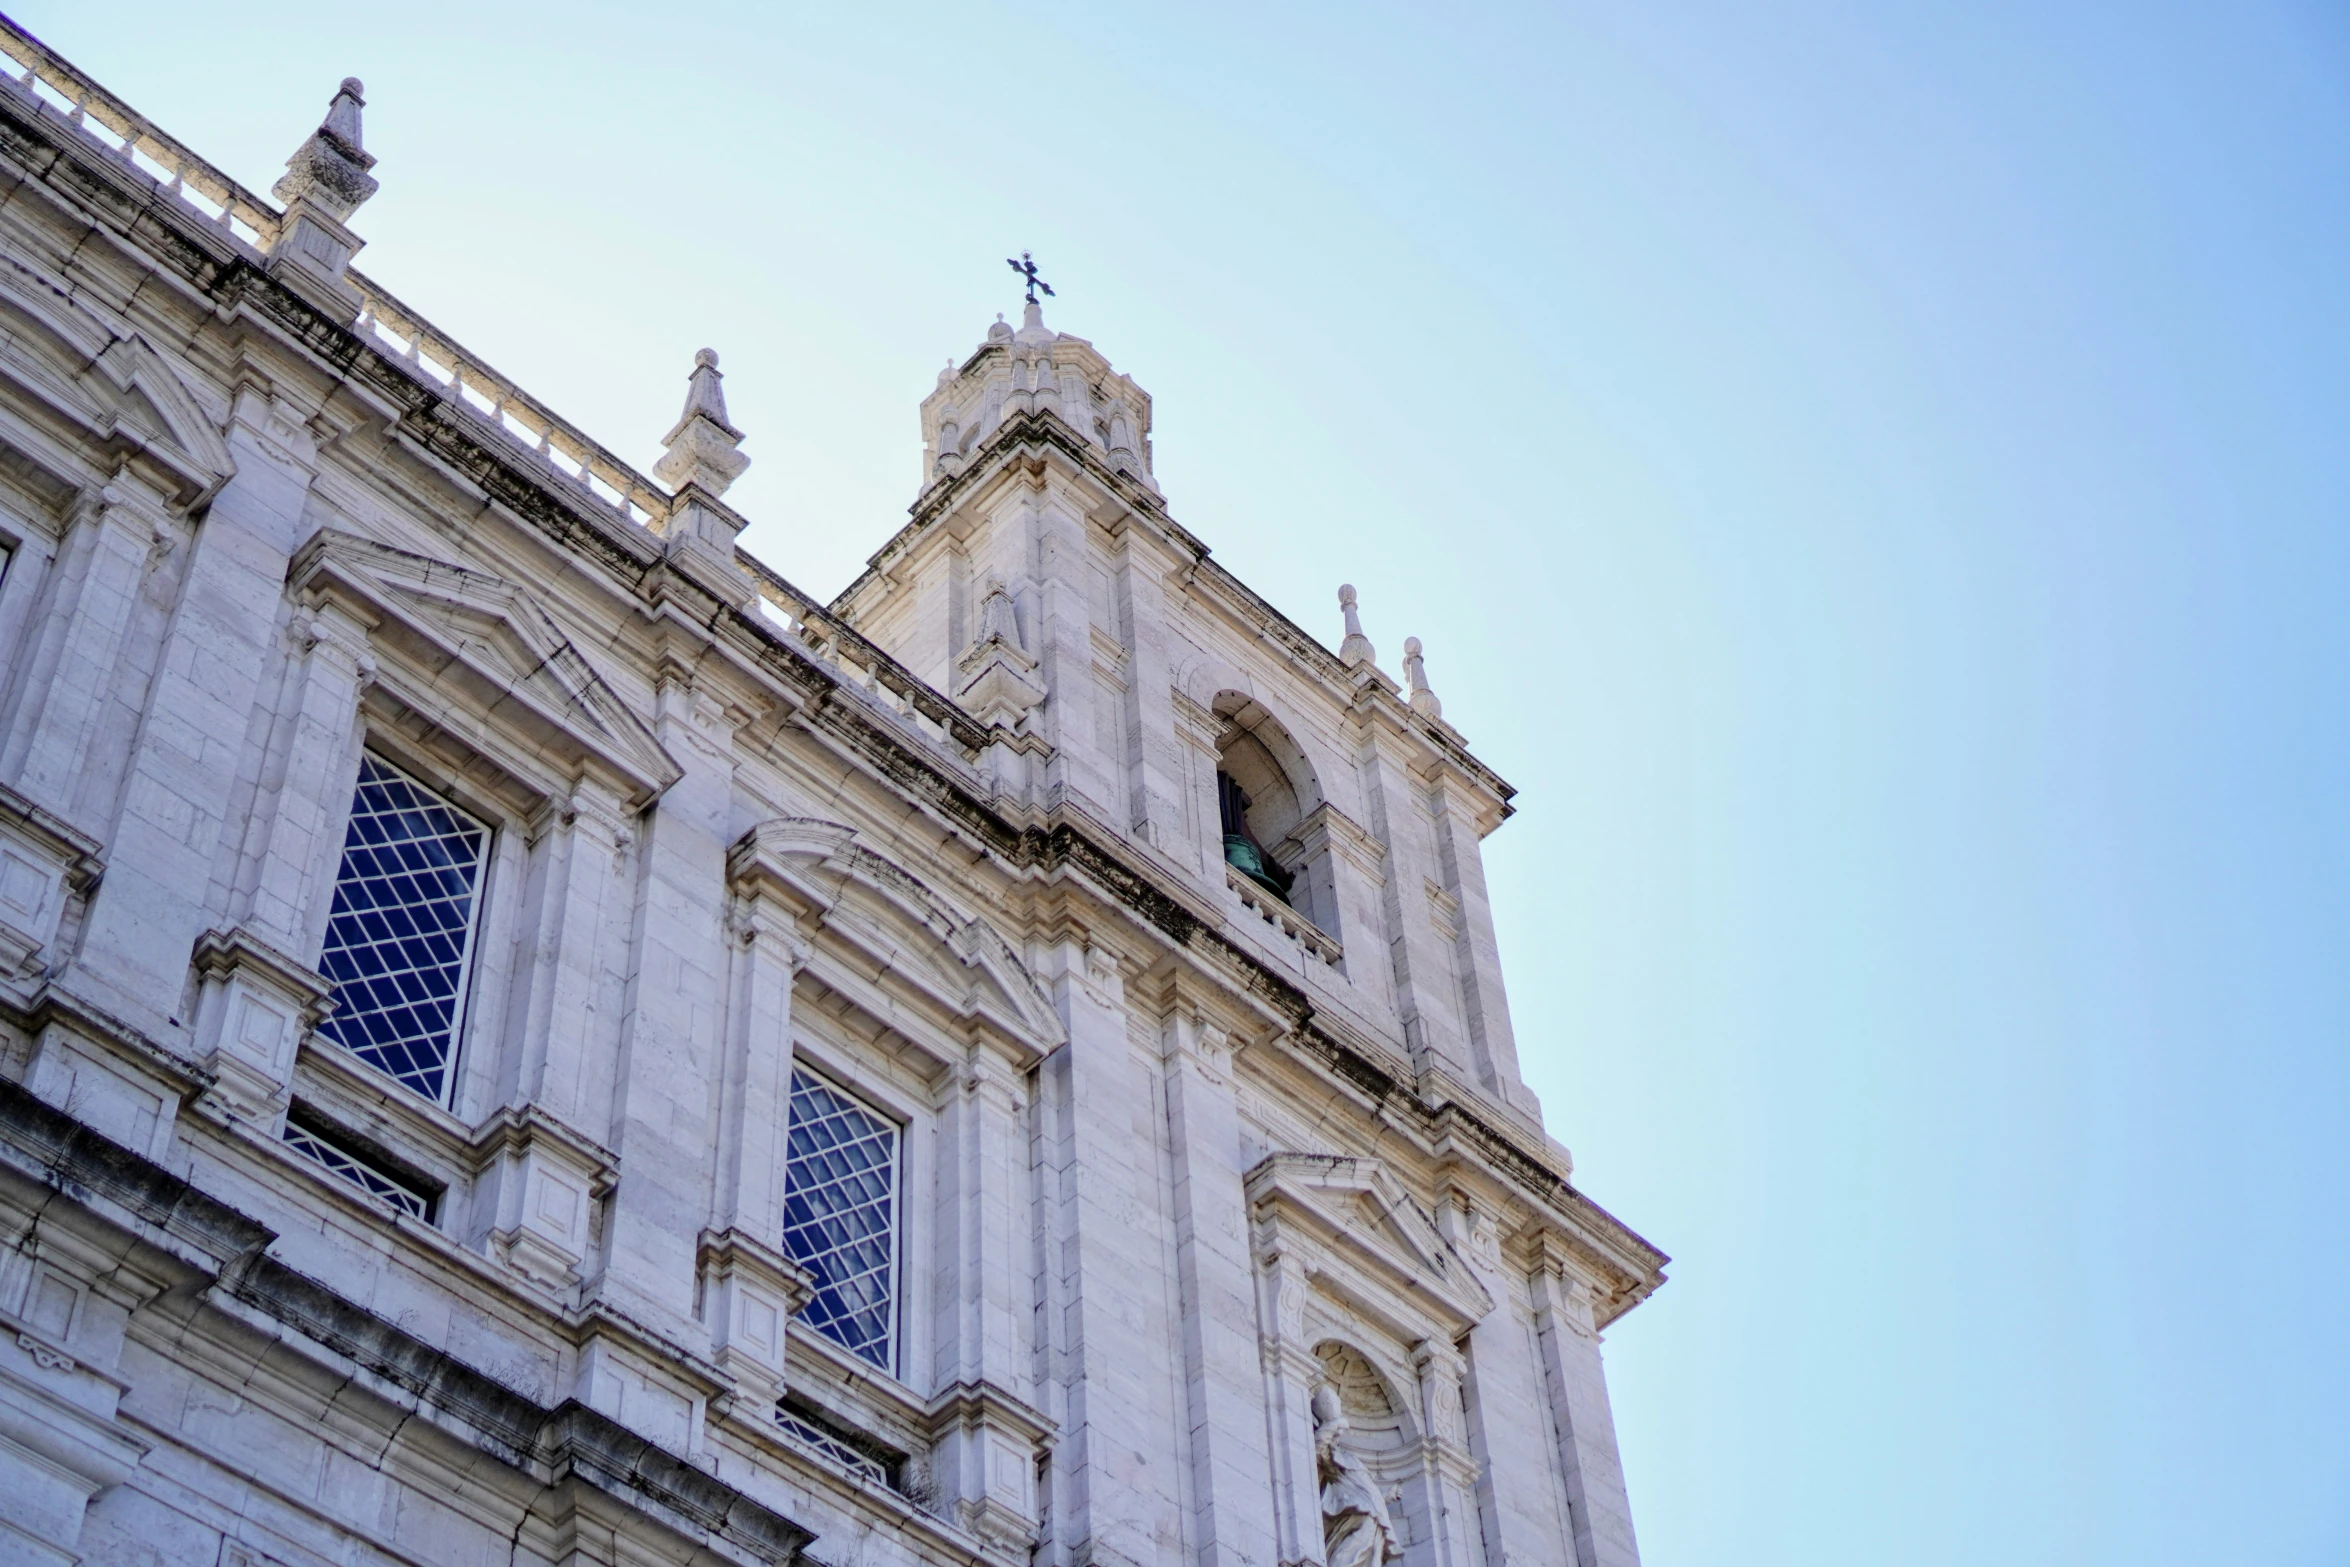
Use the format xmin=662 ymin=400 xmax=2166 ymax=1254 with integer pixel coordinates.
xmin=781 ymin=1058 xmax=907 ymax=1376
xmin=314 ymin=749 xmax=495 ymax=1111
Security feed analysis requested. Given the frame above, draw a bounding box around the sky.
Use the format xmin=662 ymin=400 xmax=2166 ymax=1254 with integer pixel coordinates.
xmin=22 ymin=3 xmax=2350 ymax=1563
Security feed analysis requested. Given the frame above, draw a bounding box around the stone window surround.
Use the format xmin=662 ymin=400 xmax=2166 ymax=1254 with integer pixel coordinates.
xmin=719 ymin=819 xmax=1062 ymax=1545
xmin=274 ymin=703 xmax=639 ymax=1293
xmin=250 ymin=542 xmax=664 ymax=1288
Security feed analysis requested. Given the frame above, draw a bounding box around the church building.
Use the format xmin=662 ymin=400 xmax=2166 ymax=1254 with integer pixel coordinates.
xmin=0 ymin=20 xmax=1664 ymax=1567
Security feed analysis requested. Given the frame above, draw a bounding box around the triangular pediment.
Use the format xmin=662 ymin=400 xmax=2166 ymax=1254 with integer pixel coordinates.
xmin=290 ymin=531 xmax=681 ymax=805
xmin=0 ymin=257 xmax=234 ymax=507
xmin=1245 ymin=1153 xmax=1494 ymax=1334
xmin=731 ymin=818 xmax=1064 ymax=1059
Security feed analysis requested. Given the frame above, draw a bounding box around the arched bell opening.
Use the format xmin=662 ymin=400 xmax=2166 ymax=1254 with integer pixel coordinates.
xmin=1211 ymin=695 xmax=1338 ymax=939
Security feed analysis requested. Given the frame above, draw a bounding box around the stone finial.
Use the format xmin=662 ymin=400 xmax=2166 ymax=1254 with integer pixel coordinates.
xmin=988 ymin=313 xmax=1014 ymax=344
xmin=1338 ymin=584 xmax=1377 ymax=667
xmin=654 ymin=348 xmax=750 ymax=497
xmin=1403 ymin=636 xmax=1443 ymax=720
xmin=956 ymin=577 xmax=1046 ymax=730
xmin=264 ymin=77 xmax=379 ymax=319
xmin=272 ymin=77 xmax=378 ymax=220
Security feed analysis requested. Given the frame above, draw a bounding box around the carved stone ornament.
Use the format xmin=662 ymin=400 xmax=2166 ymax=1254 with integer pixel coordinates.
xmin=1312 ymin=1384 xmax=1399 ymax=1567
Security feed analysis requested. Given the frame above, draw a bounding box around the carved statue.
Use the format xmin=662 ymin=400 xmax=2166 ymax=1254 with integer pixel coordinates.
xmin=1313 ymin=1384 xmax=1399 ymax=1567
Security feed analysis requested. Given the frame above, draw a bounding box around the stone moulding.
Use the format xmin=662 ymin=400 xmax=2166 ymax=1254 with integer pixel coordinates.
xmin=287 ymin=529 xmax=685 ymax=809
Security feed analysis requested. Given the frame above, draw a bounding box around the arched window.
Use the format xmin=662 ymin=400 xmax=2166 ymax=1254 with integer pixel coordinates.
xmin=1213 ymin=696 xmax=1338 ymax=937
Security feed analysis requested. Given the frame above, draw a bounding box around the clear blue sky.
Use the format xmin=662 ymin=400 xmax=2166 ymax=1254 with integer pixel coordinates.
xmin=25 ymin=3 xmax=2348 ymax=1562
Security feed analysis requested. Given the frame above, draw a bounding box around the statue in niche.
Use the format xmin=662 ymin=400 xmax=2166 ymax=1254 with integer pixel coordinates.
xmin=1313 ymin=1383 xmax=1400 ymax=1567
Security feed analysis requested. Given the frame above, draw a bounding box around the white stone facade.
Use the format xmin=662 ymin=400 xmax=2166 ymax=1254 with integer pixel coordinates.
xmin=0 ymin=21 xmax=1664 ymax=1567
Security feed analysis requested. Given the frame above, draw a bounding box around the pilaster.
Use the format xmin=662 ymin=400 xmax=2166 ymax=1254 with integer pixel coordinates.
xmin=69 ymin=387 xmax=323 ymax=1043
xmin=1354 ymin=732 xmax=1473 ymax=1082
xmin=1253 ymin=1245 xmax=1326 ymax=1567
xmin=1159 ymin=1001 xmax=1281 ymax=1567
xmin=1429 ymin=784 xmax=1539 ymax=1120
xmin=594 ymin=663 xmax=736 ymax=1334
xmin=1528 ymin=1243 xmax=1643 ymax=1567
xmin=700 ymin=880 xmax=809 ymax=1404
xmin=1109 ymin=528 xmax=1187 ymax=853
xmin=1442 ymin=1197 xmax=1575 ymax=1567
xmin=500 ymin=777 xmax=632 ymax=1135
xmin=1034 ymin=935 xmax=1180 ymax=1567
xmin=0 ymin=474 xmax=176 ymax=833
xmin=228 ymin=596 xmax=372 ymax=960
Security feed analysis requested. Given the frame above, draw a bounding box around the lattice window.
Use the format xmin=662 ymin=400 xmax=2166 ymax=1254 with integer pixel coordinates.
xmin=783 ymin=1068 xmax=900 ymax=1370
xmin=281 ymin=1113 xmax=437 ymax=1221
xmin=316 ymin=755 xmax=489 ymax=1104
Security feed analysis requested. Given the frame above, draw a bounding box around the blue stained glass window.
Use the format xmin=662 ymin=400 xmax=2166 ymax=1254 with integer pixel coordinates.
xmin=316 ymin=755 xmax=489 ymax=1104
xmin=783 ymin=1069 xmax=900 ymax=1369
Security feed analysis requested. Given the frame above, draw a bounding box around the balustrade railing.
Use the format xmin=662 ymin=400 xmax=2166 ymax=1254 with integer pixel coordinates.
xmin=349 ymin=277 xmax=668 ymax=529
xmin=1227 ymin=867 xmax=1345 ymax=967
xmin=0 ymin=19 xmax=281 ymax=253
xmin=735 ymin=552 xmax=992 ymax=754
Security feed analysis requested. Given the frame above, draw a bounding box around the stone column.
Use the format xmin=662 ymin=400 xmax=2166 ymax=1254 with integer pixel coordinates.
xmin=1354 ymin=731 xmax=1472 ymax=1081
xmin=230 ymin=596 xmax=372 ymax=960
xmin=69 ymin=389 xmax=323 ymax=1040
xmin=1172 ymin=690 xmax=1224 ymax=883
xmin=1429 ymin=784 xmax=1539 ymax=1119
xmin=592 ymin=667 xmax=735 ymax=1334
xmin=499 ymin=778 xmax=631 ymax=1130
xmin=1110 ymin=529 xmax=1188 ymax=852
xmin=1412 ymin=1339 xmax=1490 ymax=1567
xmin=1027 ymin=480 xmax=1122 ymax=821
xmin=1160 ymin=1005 xmax=1281 ymax=1567
xmin=1279 ymin=806 xmax=1390 ymax=1000
xmin=1529 ymin=1249 xmax=1642 ymax=1567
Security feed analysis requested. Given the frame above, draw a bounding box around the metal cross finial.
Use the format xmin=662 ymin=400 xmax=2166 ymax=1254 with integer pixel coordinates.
xmin=1006 ymin=251 xmax=1055 ymax=306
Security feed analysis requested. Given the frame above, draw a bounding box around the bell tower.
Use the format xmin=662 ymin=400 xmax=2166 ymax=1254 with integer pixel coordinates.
xmin=832 ymin=294 xmax=1545 ymax=1126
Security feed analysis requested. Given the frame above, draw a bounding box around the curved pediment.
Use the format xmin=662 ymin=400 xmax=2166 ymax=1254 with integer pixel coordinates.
xmin=1246 ymin=1153 xmax=1494 ymax=1336
xmin=288 ymin=530 xmax=681 ymax=806
xmin=730 ymin=817 xmax=1063 ymax=1060
xmin=0 ymin=256 xmax=233 ymax=507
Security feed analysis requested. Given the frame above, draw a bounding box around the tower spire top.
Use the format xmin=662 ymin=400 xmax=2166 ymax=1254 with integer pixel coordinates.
xmin=1006 ymin=251 xmax=1055 ymax=307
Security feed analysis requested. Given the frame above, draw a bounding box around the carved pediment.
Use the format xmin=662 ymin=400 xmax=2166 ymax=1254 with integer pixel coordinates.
xmin=0 ymin=257 xmax=234 ymax=507
xmin=1247 ymin=1153 xmax=1493 ymax=1336
xmin=731 ymin=818 xmax=1063 ymax=1061
xmin=288 ymin=531 xmax=681 ymax=807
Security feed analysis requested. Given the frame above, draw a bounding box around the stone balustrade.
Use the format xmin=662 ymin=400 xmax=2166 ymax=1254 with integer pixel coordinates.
xmin=736 ymin=553 xmax=995 ymax=756
xmin=1227 ymin=866 xmax=1345 ymax=967
xmin=0 ymin=24 xmax=281 ymax=252
xmin=351 ymin=278 xmax=670 ymax=529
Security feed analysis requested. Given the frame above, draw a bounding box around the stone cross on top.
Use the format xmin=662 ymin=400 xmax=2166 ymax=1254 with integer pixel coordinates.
xmin=1006 ymin=251 xmax=1055 ymax=306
